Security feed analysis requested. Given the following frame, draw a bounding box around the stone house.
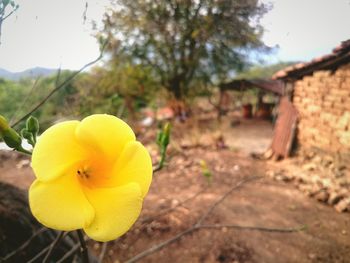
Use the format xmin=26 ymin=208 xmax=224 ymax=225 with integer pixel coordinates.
xmin=272 ymin=40 xmax=350 ymax=158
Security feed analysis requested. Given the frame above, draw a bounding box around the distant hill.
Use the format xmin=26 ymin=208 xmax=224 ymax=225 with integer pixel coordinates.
xmin=0 ymin=67 xmax=57 ymax=81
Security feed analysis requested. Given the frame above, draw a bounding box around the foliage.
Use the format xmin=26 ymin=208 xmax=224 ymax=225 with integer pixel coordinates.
xmin=73 ymin=60 xmax=158 ymax=119
xmin=0 ymin=62 xmax=158 ymax=132
xmin=235 ymin=61 xmax=296 ymax=79
xmin=100 ymin=0 xmax=270 ymax=100
xmin=0 ymin=71 xmax=81 ymax=130
xmin=0 ymin=78 xmax=27 ymax=120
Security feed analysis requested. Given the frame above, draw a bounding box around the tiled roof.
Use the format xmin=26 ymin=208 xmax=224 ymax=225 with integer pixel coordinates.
xmin=273 ymin=40 xmax=350 ymax=80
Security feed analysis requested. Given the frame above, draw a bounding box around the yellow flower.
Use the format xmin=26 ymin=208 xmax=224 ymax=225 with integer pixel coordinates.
xmin=29 ymin=114 xmax=152 ymax=242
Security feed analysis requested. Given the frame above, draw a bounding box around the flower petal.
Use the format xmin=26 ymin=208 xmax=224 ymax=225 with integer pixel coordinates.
xmin=29 ymin=175 xmax=95 ymax=231
xmin=75 ymin=114 xmax=136 ymax=163
xmin=111 ymin=141 xmax=152 ymax=197
xmin=32 ymin=121 xmax=88 ymax=182
xmin=83 ymin=183 xmax=142 ymax=242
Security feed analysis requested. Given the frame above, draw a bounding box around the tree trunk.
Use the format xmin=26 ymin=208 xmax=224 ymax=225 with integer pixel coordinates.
xmin=168 ymin=76 xmax=183 ymax=101
xmin=0 ymin=182 xmax=87 ymax=262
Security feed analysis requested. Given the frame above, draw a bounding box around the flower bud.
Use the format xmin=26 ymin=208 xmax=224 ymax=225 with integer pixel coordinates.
xmin=3 ymin=128 xmax=22 ymax=149
xmin=26 ymin=116 xmax=40 ymax=135
xmin=0 ymin=115 xmax=10 ymax=136
xmin=161 ymin=122 xmax=171 ymax=147
xmin=0 ymin=114 xmax=22 ymax=149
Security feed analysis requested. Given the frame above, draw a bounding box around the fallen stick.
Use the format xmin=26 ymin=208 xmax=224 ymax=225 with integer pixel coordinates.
xmin=126 ymin=176 xmax=305 ymax=263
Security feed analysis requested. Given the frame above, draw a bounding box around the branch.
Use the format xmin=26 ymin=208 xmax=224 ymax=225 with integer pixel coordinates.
xmin=152 ymin=162 xmax=164 ymax=173
xmin=126 ymin=177 xmax=304 ymax=263
xmin=77 ymin=230 xmax=90 ymax=263
xmin=199 ymin=224 xmax=306 ymax=233
xmin=56 ymin=233 xmax=90 ymax=263
xmin=27 ymin=238 xmax=60 ymax=263
xmin=129 ymin=227 xmax=195 ymax=263
xmin=140 ymin=186 xmax=207 ymax=224
xmin=57 ymin=244 xmax=80 ymax=263
xmin=195 ymin=177 xmax=259 ymax=227
xmin=1 ymin=227 xmax=47 ymax=262
xmin=11 ymin=40 xmax=108 ymax=128
xmin=9 ymin=76 xmax=41 ymax=125
xmin=98 ymin=243 xmax=108 ymax=263
xmin=207 ymin=92 xmax=221 ymax=110
xmin=43 ymin=231 xmax=66 ymax=263
xmin=2 ymin=6 xmax=19 ymax=22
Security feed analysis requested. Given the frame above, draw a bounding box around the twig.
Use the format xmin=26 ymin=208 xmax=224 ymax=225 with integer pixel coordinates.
xmin=2 ymin=6 xmax=19 ymax=22
xmin=9 ymin=76 xmax=41 ymax=125
xmin=11 ymin=40 xmax=108 ymax=128
xmin=125 ymin=222 xmax=305 ymax=263
xmin=126 ymin=177 xmax=304 ymax=263
xmin=152 ymin=164 xmax=163 ymax=173
xmin=126 ymin=228 xmax=195 ymax=263
xmin=195 ymin=176 xmax=260 ymax=227
xmin=27 ymin=240 xmax=57 ymax=263
xmin=57 ymin=243 xmax=80 ymax=263
xmin=1 ymin=227 xmax=47 ymax=262
xmin=198 ymin=224 xmax=306 ymax=233
xmin=153 ymin=147 xmax=167 ymax=173
xmin=54 ymin=66 xmax=62 ymax=88
xmin=126 ymin=177 xmax=256 ymax=263
xmin=140 ymin=186 xmax=208 ymax=224
xmin=82 ymin=1 xmax=88 ymax=24
xmin=43 ymin=231 xmax=66 ymax=263
xmin=98 ymin=242 xmax=108 ymax=263
xmin=77 ymin=230 xmax=90 ymax=263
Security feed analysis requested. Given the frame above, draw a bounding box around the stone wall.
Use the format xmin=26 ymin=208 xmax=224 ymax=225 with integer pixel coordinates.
xmin=293 ymin=64 xmax=350 ymax=155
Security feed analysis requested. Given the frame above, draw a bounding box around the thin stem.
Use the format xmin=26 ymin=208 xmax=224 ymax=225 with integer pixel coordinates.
xmin=153 ymin=147 xmax=166 ymax=173
xmin=43 ymin=231 xmax=65 ymax=263
xmin=159 ymin=148 xmax=166 ymax=168
xmin=77 ymin=230 xmax=90 ymax=263
xmin=57 ymin=244 xmax=80 ymax=263
xmin=9 ymin=76 xmax=41 ymax=125
xmin=15 ymin=146 xmax=32 ymax=155
xmin=199 ymin=224 xmax=307 ymax=233
xmin=141 ymin=186 xmax=208 ymax=224
xmin=11 ymin=40 xmax=108 ymax=128
xmin=2 ymin=227 xmax=47 ymax=262
xmin=98 ymin=243 xmax=108 ymax=263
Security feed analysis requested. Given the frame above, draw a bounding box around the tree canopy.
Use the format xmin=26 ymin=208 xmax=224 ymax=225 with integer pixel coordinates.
xmin=235 ymin=61 xmax=296 ymax=79
xmin=0 ymin=0 xmax=19 ymax=43
xmin=100 ymin=0 xmax=269 ymax=100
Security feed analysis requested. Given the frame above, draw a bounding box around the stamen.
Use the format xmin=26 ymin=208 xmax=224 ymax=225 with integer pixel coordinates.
xmin=77 ymin=168 xmax=90 ymax=179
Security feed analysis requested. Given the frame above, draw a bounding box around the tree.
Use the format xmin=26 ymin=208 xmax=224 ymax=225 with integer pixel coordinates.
xmin=73 ymin=58 xmax=158 ymax=120
xmin=100 ymin=0 xmax=269 ymax=101
xmin=0 ymin=0 xmax=19 ymax=44
xmin=235 ymin=61 xmax=296 ymax=79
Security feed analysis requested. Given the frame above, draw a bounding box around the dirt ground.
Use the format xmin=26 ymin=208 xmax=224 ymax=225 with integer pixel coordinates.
xmin=0 ymin=116 xmax=349 ymax=263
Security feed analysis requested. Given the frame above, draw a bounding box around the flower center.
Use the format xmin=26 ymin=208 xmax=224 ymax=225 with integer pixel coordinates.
xmin=77 ymin=167 xmax=91 ymax=179
xmin=76 ymin=164 xmax=95 ymax=187
xmin=75 ymin=160 xmax=113 ymax=188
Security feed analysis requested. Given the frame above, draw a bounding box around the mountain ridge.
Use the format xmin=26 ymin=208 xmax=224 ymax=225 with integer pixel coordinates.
xmin=0 ymin=67 xmax=58 ymax=81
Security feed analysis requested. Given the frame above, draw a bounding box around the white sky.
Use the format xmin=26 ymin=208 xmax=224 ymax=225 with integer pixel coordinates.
xmin=0 ymin=0 xmax=109 ymax=72
xmin=261 ymin=0 xmax=350 ymax=63
xmin=0 ymin=0 xmax=350 ymax=72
